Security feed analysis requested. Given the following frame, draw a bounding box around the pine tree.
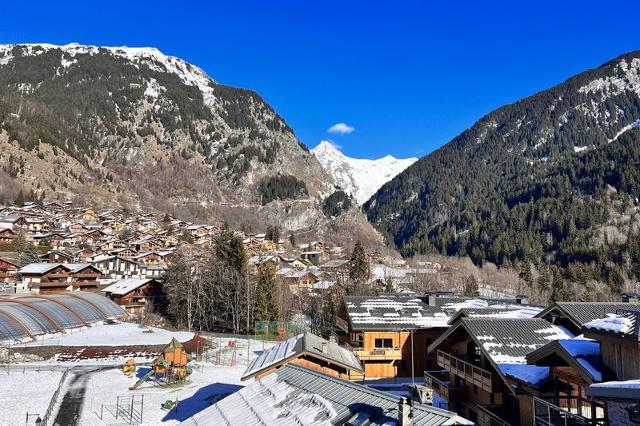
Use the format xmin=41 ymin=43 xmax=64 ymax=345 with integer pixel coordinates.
xmin=255 ymin=263 xmax=279 ymax=322
xmin=519 ymin=261 xmax=534 ymax=288
xmin=550 ymin=271 xmax=570 ymax=302
xmin=463 ymin=274 xmax=480 ymax=297
xmin=349 ymin=241 xmax=370 ymax=284
xmin=18 ymin=243 xmax=41 ymax=267
xmin=215 ymin=229 xmax=246 ymax=272
xmin=537 ymin=265 xmax=551 ymax=293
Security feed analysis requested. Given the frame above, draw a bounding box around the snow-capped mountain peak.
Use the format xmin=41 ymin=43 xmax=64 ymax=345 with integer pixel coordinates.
xmin=312 ymin=140 xmax=417 ymax=204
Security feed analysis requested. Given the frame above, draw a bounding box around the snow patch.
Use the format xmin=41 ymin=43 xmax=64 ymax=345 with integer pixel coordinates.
xmin=312 ymin=140 xmax=417 ymax=204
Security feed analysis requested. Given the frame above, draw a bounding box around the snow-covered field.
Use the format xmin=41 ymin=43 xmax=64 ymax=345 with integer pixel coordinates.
xmin=0 ymin=370 xmax=64 ymax=425
xmin=63 ymin=364 xmax=246 ymax=425
xmin=16 ymin=322 xmax=194 ymax=347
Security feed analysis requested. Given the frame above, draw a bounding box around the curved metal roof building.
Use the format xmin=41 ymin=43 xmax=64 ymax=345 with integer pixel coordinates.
xmin=0 ymin=292 xmax=126 ymax=343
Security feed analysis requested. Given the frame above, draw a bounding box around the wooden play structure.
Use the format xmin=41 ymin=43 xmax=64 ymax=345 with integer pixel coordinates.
xmin=122 ymin=359 xmax=137 ymax=376
xmin=129 ymin=338 xmax=193 ymax=390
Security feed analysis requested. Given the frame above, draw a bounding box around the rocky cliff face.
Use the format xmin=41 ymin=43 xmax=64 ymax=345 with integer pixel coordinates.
xmin=0 ymin=43 xmax=384 ymax=246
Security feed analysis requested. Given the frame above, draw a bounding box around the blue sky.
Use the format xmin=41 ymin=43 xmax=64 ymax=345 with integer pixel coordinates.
xmin=2 ymin=1 xmax=640 ymax=159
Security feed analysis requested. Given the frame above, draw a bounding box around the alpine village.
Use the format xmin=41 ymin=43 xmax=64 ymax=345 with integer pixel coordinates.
xmin=3 ymin=9 xmax=640 ymax=426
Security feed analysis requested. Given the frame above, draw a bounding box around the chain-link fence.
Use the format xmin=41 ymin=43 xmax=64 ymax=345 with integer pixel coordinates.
xmin=199 ymin=322 xmax=307 ymax=367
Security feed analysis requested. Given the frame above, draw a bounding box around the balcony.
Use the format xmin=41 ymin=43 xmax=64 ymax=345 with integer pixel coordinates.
xmin=353 ymin=347 xmax=402 ymax=360
xmin=533 ymin=396 xmax=605 ymax=426
xmin=424 ymin=370 xmax=465 ymax=401
xmin=437 ymin=350 xmax=493 ymax=393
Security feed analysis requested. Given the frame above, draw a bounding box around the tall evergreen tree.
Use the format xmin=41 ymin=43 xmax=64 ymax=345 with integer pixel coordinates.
xmin=537 ymin=264 xmax=552 ymax=293
xmin=463 ymin=274 xmax=480 ymax=297
xmin=255 ymin=263 xmax=279 ymax=322
xmin=550 ymin=271 xmax=571 ymax=303
xmin=18 ymin=243 xmax=41 ymax=267
xmin=215 ymin=229 xmax=246 ymax=272
xmin=349 ymin=241 xmax=370 ymax=284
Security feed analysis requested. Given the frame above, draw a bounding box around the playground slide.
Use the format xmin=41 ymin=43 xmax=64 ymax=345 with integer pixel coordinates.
xmin=129 ymin=370 xmax=154 ymax=390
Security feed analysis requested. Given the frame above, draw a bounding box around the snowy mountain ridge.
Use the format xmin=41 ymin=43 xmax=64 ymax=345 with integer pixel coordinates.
xmin=312 ymin=141 xmax=417 ymax=204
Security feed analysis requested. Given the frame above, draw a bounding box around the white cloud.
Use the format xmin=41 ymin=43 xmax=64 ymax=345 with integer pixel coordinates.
xmin=327 ymin=122 xmax=355 ymax=135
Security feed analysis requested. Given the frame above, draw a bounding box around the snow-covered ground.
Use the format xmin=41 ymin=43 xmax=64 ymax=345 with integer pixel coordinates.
xmin=65 ymin=364 xmax=246 ymax=425
xmin=16 ymin=322 xmax=194 ymax=347
xmin=0 ymin=370 xmax=64 ymax=425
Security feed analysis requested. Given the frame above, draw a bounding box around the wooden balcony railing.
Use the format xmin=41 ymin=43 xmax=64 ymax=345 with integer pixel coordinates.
xmin=437 ymin=350 xmax=493 ymax=393
xmin=533 ymin=396 xmax=604 ymax=426
xmin=424 ymin=370 xmax=465 ymax=401
xmin=353 ymin=347 xmax=402 ymax=360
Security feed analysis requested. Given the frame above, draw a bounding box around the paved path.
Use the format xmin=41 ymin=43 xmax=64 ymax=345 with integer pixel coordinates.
xmin=52 ymin=366 xmax=117 ymax=426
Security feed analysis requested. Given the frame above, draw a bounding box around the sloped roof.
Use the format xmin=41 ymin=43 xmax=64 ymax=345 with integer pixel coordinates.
xmin=430 ymin=318 xmax=571 ymax=364
xmin=343 ymin=295 xmax=449 ymax=330
xmin=527 ymin=338 xmax=604 ymax=383
xmin=101 ymin=278 xmax=153 ymax=296
xmin=18 ymin=263 xmax=68 ymax=275
xmin=242 ymin=332 xmax=363 ymax=380
xmin=183 ymin=364 xmax=471 ymax=426
xmin=583 ymin=310 xmax=640 ymax=340
xmin=536 ymin=302 xmax=640 ymax=327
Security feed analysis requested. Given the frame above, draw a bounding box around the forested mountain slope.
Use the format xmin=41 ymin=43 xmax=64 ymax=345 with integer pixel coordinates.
xmin=0 ymin=44 xmax=382 ymax=247
xmin=365 ymin=51 xmax=640 ymax=294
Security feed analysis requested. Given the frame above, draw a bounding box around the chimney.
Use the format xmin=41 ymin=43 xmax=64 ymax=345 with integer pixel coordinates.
xmin=399 ymin=397 xmax=412 ymax=426
xmin=329 ymin=334 xmax=337 ymax=344
xmin=321 ymin=341 xmax=328 ymax=353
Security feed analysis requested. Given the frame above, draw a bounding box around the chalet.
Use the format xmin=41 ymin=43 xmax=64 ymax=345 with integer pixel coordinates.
xmin=101 ymin=278 xmax=161 ymax=315
xmin=24 ymin=217 xmax=47 ymax=232
xmin=426 ymin=317 xmax=571 ymax=425
xmin=184 ymin=364 xmax=472 ymax=426
xmin=535 ymin=301 xmax=640 ymax=336
xmin=0 ymin=228 xmax=16 ymax=245
xmin=526 ymin=337 xmax=607 ymax=425
xmin=336 ymin=295 xmax=449 ymax=379
xmin=278 ymin=269 xmax=318 ymax=292
xmin=47 ymin=250 xmax=75 ymax=263
xmin=241 ymin=331 xmax=364 ymax=381
xmin=91 ymin=255 xmax=141 ymax=280
xmin=18 ymin=262 xmax=101 ymax=293
xmin=301 ymin=250 xmax=323 ymax=265
xmin=68 ymin=222 xmax=88 ymax=234
xmin=0 ymin=253 xmax=19 ymax=284
xmin=82 ymin=208 xmax=97 ymax=222
xmin=134 ymin=251 xmax=162 ymax=265
xmin=0 ymin=214 xmax=24 ymax=229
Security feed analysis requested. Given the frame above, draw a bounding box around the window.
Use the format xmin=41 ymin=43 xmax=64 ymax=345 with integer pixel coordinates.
xmin=374 ymin=338 xmax=393 ymax=349
xmin=473 ymin=384 xmax=478 ymax=395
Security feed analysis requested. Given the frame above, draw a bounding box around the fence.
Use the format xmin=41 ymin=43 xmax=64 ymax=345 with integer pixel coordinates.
xmin=201 ymin=333 xmax=279 ymax=367
xmin=41 ymin=367 xmax=70 ymax=426
xmin=98 ymin=394 xmax=144 ymax=425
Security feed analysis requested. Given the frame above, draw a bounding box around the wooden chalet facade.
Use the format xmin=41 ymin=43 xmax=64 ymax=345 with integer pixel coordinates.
xmin=0 ymin=228 xmax=16 ymax=245
xmin=18 ymin=262 xmax=102 ymax=294
xmin=426 ymin=317 xmax=572 ymax=426
xmin=101 ymin=278 xmax=161 ymax=315
xmin=337 ymin=295 xmax=449 ymax=379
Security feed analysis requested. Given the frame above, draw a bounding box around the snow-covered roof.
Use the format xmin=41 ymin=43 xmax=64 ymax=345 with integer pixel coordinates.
xmin=583 ymin=311 xmax=639 ymax=339
xmin=432 ymin=318 xmax=571 ymax=365
xmin=499 ymin=364 xmax=550 ymax=386
xmin=588 ymin=380 xmax=640 ymax=400
xmin=537 ymin=302 xmax=640 ymax=327
xmin=18 ymin=263 xmax=66 ymax=274
xmin=102 ymin=278 xmax=154 ymax=296
xmin=527 ymin=337 xmax=604 ymax=383
xmin=242 ymin=332 xmax=363 ymax=380
xmin=184 ymin=364 xmax=471 ymax=426
xmin=343 ymin=295 xmax=449 ymax=330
